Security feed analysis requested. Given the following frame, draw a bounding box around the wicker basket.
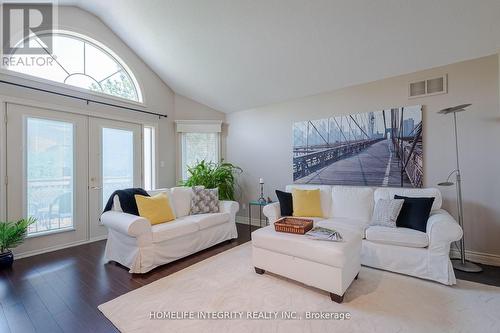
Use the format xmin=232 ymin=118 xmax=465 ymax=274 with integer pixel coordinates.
xmin=274 ymin=217 xmax=313 ymax=235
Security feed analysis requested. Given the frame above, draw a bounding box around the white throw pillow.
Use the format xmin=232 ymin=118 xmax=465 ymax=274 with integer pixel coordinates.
xmin=331 ymin=186 xmax=374 ymax=223
xmin=171 ymin=187 xmax=194 ymax=217
xmin=371 ymin=199 xmax=404 ymax=228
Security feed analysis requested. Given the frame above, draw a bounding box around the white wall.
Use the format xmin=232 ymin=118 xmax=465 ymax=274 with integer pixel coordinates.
xmin=227 ymin=55 xmax=500 ymax=260
xmin=174 ymin=94 xmax=226 ymax=121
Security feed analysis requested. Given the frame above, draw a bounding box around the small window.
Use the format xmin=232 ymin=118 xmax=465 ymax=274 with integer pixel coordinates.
xmin=181 ymin=132 xmax=220 ymax=180
xmin=5 ymin=32 xmax=143 ymax=103
xmin=143 ymin=126 xmax=156 ymax=190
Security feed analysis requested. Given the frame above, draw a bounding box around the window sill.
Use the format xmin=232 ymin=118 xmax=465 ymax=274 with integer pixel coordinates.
xmin=26 ymin=227 xmax=76 ymax=239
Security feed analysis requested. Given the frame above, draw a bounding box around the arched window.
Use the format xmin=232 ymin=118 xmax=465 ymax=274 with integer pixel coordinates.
xmin=6 ymin=31 xmax=143 ymax=103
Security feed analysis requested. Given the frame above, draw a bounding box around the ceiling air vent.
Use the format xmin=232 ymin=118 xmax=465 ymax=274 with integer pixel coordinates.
xmin=409 ymin=74 xmax=447 ymax=98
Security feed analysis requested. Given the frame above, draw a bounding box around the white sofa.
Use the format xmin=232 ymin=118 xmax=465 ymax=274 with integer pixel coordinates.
xmin=101 ymin=187 xmax=239 ymax=273
xmin=263 ymin=185 xmax=463 ymax=285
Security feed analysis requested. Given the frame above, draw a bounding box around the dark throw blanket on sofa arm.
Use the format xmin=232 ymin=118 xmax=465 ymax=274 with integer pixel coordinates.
xmin=102 ymin=188 xmax=150 ymax=216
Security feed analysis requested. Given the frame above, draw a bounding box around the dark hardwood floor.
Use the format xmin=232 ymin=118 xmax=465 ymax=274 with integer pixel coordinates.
xmin=0 ymin=223 xmax=256 ymax=333
xmin=0 ymin=222 xmax=498 ymax=333
xmin=454 ymin=262 xmax=500 ymax=287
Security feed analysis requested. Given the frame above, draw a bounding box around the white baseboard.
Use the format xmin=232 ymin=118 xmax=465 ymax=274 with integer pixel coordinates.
xmin=14 ymin=234 xmax=108 ymax=260
xmin=236 ymin=216 xmax=270 ymax=227
xmin=450 ymin=249 xmax=500 ymax=267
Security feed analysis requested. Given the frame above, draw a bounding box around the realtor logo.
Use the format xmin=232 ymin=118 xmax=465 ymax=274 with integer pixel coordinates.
xmin=2 ymin=3 xmax=53 ymax=55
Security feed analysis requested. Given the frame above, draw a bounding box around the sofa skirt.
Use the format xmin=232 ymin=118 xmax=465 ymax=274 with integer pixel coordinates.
xmin=361 ymin=240 xmax=456 ymax=285
xmin=104 ymin=221 xmax=238 ymax=273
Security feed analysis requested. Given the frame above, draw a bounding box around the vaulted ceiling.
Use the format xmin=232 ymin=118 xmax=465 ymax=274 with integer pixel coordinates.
xmin=61 ymin=0 xmax=500 ymax=112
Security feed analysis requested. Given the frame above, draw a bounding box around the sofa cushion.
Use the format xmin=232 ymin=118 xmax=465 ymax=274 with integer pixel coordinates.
xmin=365 ymin=225 xmax=429 ymax=248
xmin=185 ymin=212 xmax=230 ymax=230
xmin=316 ymin=217 xmax=366 ymax=238
xmin=285 ymin=185 xmax=332 ymax=218
xmin=331 ymin=186 xmax=374 ymax=223
xmin=190 ymin=187 xmax=219 ymax=214
xmin=170 ymin=187 xmax=193 ymax=217
xmin=292 ymin=188 xmax=323 ymax=217
xmin=374 ymin=187 xmax=442 ymax=211
xmin=135 ymin=193 xmax=176 ymax=225
xmin=275 ymin=190 xmax=293 ymax=216
xmin=252 ymin=225 xmax=361 ymax=268
xmin=370 ymin=198 xmax=404 ymax=228
xmin=394 ymin=195 xmax=434 ymax=232
xmin=151 ymin=217 xmax=199 ymax=243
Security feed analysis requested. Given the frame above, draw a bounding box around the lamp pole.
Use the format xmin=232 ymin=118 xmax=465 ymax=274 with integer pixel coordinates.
xmin=453 ymin=112 xmax=466 ymax=267
xmin=438 ymin=104 xmax=482 ymax=272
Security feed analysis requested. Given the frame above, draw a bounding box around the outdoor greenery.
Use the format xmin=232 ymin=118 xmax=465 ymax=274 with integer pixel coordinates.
xmin=90 ymin=72 xmax=138 ymax=101
xmin=181 ymin=160 xmax=242 ymax=201
xmin=0 ymin=217 xmax=36 ymax=253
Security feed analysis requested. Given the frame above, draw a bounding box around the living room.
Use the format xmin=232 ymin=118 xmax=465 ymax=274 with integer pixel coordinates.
xmin=0 ymin=1 xmax=499 ymax=332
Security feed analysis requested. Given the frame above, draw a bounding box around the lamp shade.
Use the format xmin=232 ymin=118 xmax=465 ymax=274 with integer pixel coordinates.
xmin=437 ymin=181 xmax=454 ymax=186
xmin=438 ymin=104 xmax=471 ymax=114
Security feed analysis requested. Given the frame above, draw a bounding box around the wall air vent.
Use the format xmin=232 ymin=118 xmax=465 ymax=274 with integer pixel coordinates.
xmin=409 ymin=80 xmax=426 ymax=97
xmin=409 ymin=74 xmax=447 ymax=98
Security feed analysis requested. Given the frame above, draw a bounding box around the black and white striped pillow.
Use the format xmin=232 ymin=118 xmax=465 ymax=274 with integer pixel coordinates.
xmin=370 ymin=199 xmax=404 ymax=228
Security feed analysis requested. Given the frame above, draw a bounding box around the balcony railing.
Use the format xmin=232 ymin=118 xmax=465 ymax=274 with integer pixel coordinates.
xmin=27 ymin=176 xmax=132 ymax=235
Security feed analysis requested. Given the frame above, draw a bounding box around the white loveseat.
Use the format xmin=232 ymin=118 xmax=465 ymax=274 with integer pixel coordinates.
xmin=263 ymin=185 xmax=463 ymax=285
xmin=101 ymin=187 xmax=239 ymax=273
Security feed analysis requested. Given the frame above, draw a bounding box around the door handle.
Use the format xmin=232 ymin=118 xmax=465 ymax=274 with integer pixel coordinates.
xmin=90 ymin=186 xmax=102 ymax=190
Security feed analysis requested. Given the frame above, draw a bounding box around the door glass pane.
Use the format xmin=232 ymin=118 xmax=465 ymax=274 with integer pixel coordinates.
xmin=181 ymin=132 xmax=219 ymax=180
xmin=27 ymin=118 xmax=74 ymax=235
xmin=102 ymin=128 xmax=134 ymax=208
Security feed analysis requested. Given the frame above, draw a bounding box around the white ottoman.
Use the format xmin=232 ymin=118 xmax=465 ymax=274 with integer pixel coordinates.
xmin=251 ymin=225 xmax=361 ymax=303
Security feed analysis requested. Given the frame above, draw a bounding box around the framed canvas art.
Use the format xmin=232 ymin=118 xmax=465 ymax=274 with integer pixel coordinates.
xmin=293 ymin=105 xmax=422 ymax=187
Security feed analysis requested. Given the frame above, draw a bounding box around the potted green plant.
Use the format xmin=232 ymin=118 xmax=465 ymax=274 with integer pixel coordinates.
xmin=0 ymin=217 xmax=36 ymax=269
xmin=181 ymin=160 xmax=242 ymax=200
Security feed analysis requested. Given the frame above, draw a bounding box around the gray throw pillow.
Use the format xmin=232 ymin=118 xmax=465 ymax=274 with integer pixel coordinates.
xmin=190 ymin=186 xmax=219 ymax=214
xmin=371 ymin=199 xmax=404 ymax=228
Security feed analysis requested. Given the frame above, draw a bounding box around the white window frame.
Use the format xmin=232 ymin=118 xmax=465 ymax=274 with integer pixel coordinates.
xmin=0 ymin=102 xmax=6 ymax=222
xmin=0 ymin=30 xmax=145 ymax=106
xmin=175 ymin=120 xmax=223 ymax=182
xmin=143 ymin=125 xmax=156 ymax=190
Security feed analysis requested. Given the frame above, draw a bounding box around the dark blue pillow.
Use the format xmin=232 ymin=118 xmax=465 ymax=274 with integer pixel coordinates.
xmin=394 ymin=195 xmax=435 ymax=232
xmin=276 ymin=190 xmax=293 ymax=217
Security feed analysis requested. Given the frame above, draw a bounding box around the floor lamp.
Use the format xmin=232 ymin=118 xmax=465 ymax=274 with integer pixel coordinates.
xmin=437 ymin=104 xmax=482 ymax=272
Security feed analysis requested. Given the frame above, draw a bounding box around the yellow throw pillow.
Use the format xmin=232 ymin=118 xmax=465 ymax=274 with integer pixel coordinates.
xmin=135 ymin=193 xmax=175 ymax=225
xmin=292 ymin=188 xmax=323 ymax=217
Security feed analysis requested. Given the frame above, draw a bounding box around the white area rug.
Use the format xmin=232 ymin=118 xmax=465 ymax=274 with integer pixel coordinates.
xmin=99 ymin=243 xmax=500 ymax=333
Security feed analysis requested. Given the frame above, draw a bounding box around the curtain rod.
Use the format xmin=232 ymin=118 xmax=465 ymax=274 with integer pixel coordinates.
xmin=0 ymin=79 xmax=168 ymax=118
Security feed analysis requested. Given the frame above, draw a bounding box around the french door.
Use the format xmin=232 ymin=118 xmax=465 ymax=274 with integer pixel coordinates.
xmin=5 ymin=103 xmax=142 ymax=254
xmin=88 ymin=118 xmax=141 ymax=239
xmin=6 ymin=103 xmax=89 ymax=254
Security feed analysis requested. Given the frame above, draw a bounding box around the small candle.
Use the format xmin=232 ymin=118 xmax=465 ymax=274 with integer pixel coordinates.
xmin=259 ymin=178 xmax=264 ymax=184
